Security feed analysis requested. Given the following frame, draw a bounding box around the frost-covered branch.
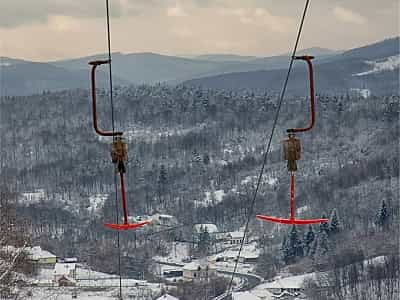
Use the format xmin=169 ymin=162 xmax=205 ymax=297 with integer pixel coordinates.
xmin=0 ymin=243 xmax=27 ymax=283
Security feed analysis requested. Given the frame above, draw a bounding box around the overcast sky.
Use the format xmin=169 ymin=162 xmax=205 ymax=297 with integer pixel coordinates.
xmin=0 ymin=0 xmax=398 ymax=61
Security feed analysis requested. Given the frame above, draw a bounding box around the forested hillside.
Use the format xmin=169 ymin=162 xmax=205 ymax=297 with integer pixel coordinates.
xmin=0 ymin=86 xmax=398 ymax=277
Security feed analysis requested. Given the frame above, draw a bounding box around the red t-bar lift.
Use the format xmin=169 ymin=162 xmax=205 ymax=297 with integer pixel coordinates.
xmin=257 ymin=56 xmax=328 ymax=225
xmin=89 ymin=60 xmax=151 ymax=230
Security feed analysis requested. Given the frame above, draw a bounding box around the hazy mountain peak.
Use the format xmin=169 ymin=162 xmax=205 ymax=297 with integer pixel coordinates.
xmin=193 ymin=54 xmax=258 ymax=62
xmin=284 ymin=47 xmax=342 ymax=57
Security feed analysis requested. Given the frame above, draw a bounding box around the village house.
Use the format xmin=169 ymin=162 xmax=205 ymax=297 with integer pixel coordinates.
xmin=225 ymin=231 xmax=248 ymax=245
xmin=215 ymin=250 xmax=238 ymax=262
xmin=27 ymin=246 xmax=57 ymax=267
xmin=182 ymin=261 xmax=216 ymax=281
xmin=21 ymin=189 xmax=45 ymax=204
xmin=162 ymin=267 xmax=183 ymax=278
xmin=193 ymin=224 xmax=219 ymax=242
xmin=152 ymin=213 xmax=178 ymax=227
xmin=260 ymin=273 xmax=331 ymax=296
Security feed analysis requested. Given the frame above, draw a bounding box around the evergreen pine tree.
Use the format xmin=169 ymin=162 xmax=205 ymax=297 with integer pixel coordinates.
xmin=329 ymin=209 xmax=341 ymax=234
xmin=281 ymin=235 xmax=291 ymax=264
xmin=303 ymin=225 xmax=315 ymax=256
xmin=202 ymin=95 xmax=209 ymax=110
xmin=286 ymin=225 xmax=303 ymax=263
xmin=319 ymin=214 xmax=330 ymax=235
xmin=158 ymin=164 xmax=168 ymax=185
xmin=375 ymin=199 xmax=389 ymax=229
xmin=309 ymin=237 xmax=318 ymax=257
xmin=318 ymin=231 xmax=329 ymax=255
xmin=203 ymin=153 xmax=210 ymax=165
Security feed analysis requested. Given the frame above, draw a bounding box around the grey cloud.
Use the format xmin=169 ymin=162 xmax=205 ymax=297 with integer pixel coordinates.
xmin=3 ymin=0 xmax=396 ymax=28
xmin=0 ymin=0 xmax=158 ymax=28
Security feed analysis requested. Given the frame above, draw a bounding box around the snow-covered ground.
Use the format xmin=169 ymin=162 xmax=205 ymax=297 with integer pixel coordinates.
xmin=154 ymin=242 xmax=190 ymax=265
xmin=241 ymin=174 xmax=278 ymax=186
xmin=24 ymin=264 xmax=163 ymax=299
xmin=354 ymin=54 xmax=400 ymax=76
xmin=248 ymin=272 xmax=315 ymax=299
xmin=23 ymin=286 xmax=159 ymax=300
xmin=232 ymin=291 xmax=263 ymax=300
xmin=196 ymin=189 xmax=226 ymax=207
xmin=214 ymin=243 xmax=260 ymax=274
xmin=351 ymin=88 xmax=371 ymax=99
xmin=296 ymin=205 xmax=309 ymax=215
xmin=98 ymin=123 xmax=210 ymax=144
xmin=88 ymin=193 xmax=108 ymax=214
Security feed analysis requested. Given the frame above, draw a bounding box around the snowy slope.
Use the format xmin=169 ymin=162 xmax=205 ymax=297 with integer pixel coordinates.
xmin=354 ymin=54 xmax=400 ymax=76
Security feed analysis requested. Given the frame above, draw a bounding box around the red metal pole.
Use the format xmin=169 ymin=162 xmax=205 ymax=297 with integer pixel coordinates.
xmin=287 ymin=55 xmax=316 ymax=133
xmin=89 ymin=60 xmax=123 ymax=136
xmin=119 ymin=172 xmax=129 ymax=225
xmin=290 ymin=173 xmax=295 ymax=220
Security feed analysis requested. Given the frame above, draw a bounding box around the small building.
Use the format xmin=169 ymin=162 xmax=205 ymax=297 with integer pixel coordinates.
xmin=163 ymin=269 xmax=183 ymax=278
xmin=216 ymin=243 xmax=260 ymax=263
xmin=193 ymin=224 xmax=219 ymax=242
xmin=28 ymin=246 xmax=57 ymax=266
xmin=215 ymin=250 xmax=238 ymax=262
xmin=238 ymin=251 xmax=259 ymax=263
xmin=226 ymin=231 xmax=248 ymax=245
xmin=54 ymin=263 xmax=76 ymax=283
xmin=152 ymin=214 xmax=178 ymax=227
xmin=21 ymin=189 xmax=45 ymax=204
xmin=156 ymin=294 xmax=180 ymax=300
xmin=183 ymin=261 xmax=216 ymax=281
xmin=260 ymin=273 xmax=329 ymax=295
xmin=239 ymin=244 xmax=260 ymax=263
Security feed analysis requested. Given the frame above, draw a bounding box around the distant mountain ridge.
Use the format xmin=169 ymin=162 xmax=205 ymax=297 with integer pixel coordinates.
xmin=1 ymin=38 xmax=398 ymax=96
xmin=0 ymin=60 xmax=127 ymax=96
xmin=193 ymin=54 xmax=257 ymax=62
xmin=281 ymin=47 xmax=342 ymax=57
xmin=50 ymin=47 xmax=342 ymax=85
xmin=184 ymin=37 xmax=400 ymax=96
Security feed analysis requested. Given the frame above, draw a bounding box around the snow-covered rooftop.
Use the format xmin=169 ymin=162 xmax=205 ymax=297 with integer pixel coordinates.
xmin=194 ymin=223 xmax=219 ymax=234
xmin=217 ymin=243 xmax=260 ymax=260
xmin=88 ymin=193 xmax=108 ymax=213
xmin=228 ymin=231 xmax=245 ymax=239
xmin=232 ymin=291 xmax=261 ymax=300
xmin=28 ymin=246 xmax=56 ymax=260
xmin=20 ymin=189 xmax=45 ymax=204
xmin=156 ymin=294 xmax=180 ymax=300
xmin=183 ymin=261 xmax=201 ymax=271
xmin=260 ymin=273 xmax=315 ymax=290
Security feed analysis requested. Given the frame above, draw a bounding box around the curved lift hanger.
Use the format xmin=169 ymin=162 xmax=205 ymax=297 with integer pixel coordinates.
xmin=89 ymin=60 xmax=151 ymax=230
xmin=257 ymin=56 xmax=328 ymax=225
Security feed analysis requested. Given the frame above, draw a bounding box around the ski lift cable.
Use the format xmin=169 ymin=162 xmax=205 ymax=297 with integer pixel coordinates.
xmin=105 ymin=0 xmax=123 ymax=298
xmin=226 ymin=0 xmax=311 ymax=294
